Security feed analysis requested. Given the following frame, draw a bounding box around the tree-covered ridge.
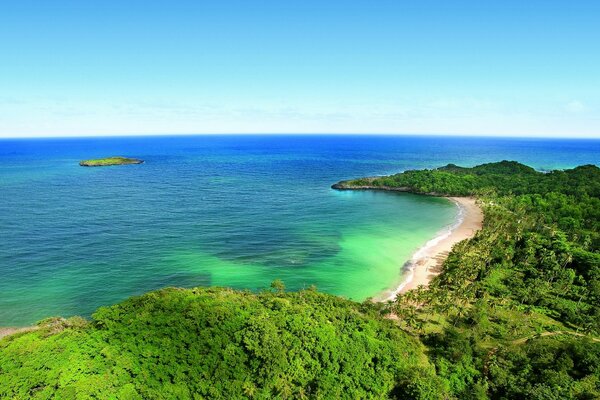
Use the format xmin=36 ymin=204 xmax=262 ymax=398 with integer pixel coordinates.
xmin=343 ymin=160 xmax=600 ymax=198
xmin=368 ymin=161 xmax=600 ymax=398
xmin=346 ymin=161 xmax=600 ymax=330
xmin=0 ymin=287 xmax=441 ymax=399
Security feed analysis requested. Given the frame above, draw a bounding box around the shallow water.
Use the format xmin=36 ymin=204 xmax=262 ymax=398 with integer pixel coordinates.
xmin=1 ymin=135 xmax=598 ymax=325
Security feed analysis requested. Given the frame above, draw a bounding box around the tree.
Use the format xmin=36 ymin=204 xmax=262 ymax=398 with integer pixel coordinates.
xmin=270 ymin=279 xmax=285 ymax=293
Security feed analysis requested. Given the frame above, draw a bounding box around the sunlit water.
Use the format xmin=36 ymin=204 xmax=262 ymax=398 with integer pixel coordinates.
xmin=1 ymin=135 xmax=598 ymax=325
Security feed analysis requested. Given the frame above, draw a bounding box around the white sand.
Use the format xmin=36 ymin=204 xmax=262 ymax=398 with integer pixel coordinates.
xmin=376 ymin=197 xmax=483 ymax=301
xmin=0 ymin=326 xmax=37 ymax=339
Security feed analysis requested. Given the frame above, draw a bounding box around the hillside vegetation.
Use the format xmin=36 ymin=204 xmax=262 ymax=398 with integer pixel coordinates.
xmin=1 ymin=161 xmax=599 ymax=399
xmin=344 ymin=160 xmax=600 ymax=399
xmin=0 ymin=287 xmax=439 ymax=399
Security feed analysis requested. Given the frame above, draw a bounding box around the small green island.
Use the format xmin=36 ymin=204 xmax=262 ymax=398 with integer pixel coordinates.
xmin=1 ymin=161 xmax=599 ymax=399
xmin=79 ymin=156 xmax=144 ymax=167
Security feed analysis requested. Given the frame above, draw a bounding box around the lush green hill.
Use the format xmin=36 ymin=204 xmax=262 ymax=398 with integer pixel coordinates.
xmin=338 ymin=161 xmax=600 ymax=331
xmin=339 ymin=160 xmax=600 ymax=399
xmin=0 ymin=287 xmax=440 ymax=399
xmin=2 ymin=161 xmax=599 ymax=399
xmin=337 ymin=160 xmax=600 ymax=198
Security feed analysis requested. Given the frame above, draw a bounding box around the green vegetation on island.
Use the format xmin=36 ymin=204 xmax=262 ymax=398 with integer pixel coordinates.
xmin=79 ymin=156 xmax=143 ymax=167
xmin=1 ymin=161 xmax=599 ymax=399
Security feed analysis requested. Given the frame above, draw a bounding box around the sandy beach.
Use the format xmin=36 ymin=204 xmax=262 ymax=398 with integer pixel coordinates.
xmin=0 ymin=326 xmax=37 ymax=340
xmin=376 ymin=197 xmax=484 ymax=301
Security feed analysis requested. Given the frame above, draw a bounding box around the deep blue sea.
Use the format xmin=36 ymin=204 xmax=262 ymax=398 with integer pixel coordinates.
xmin=1 ymin=135 xmax=599 ymax=325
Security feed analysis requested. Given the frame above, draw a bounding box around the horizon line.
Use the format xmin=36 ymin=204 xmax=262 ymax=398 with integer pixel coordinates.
xmin=1 ymin=132 xmax=599 ymax=140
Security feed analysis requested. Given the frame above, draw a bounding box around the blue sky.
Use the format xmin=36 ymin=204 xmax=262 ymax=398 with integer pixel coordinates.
xmin=1 ymin=0 xmax=599 ymax=137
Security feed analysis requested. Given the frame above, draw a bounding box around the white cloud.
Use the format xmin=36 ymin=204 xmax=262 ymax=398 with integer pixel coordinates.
xmin=565 ymin=100 xmax=586 ymax=113
xmin=1 ymin=95 xmax=599 ymax=138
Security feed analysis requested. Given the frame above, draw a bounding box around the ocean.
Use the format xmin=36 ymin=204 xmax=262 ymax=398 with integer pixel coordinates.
xmin=1 ymin=135 xmax=598 ymax=325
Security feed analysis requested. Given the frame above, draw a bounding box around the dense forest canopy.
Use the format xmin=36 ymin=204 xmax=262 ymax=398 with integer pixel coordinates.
xmin=344 ymin=161 xmax=600 ymax=399
xmin=1 ymin=161 xmax=599 ymax=399
xmin=0 ymin=287 xmax=440 ymax=399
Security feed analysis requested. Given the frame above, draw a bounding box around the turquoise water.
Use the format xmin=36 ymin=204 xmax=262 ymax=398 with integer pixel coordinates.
xmin=1 ymin=135 xmax=599 ymax=325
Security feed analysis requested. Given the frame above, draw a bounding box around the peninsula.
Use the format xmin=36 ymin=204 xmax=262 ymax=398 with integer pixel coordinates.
xmin=79 ymin=156 xmax=143 ymax=167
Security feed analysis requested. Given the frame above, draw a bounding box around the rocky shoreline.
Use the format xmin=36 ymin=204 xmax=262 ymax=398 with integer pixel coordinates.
xmin=331 ymin=181 xmax=445 ymax=197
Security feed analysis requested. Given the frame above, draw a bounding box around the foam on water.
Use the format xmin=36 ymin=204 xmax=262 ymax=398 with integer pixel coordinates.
xmin=383 ymin=199 xmax=465 ymax=301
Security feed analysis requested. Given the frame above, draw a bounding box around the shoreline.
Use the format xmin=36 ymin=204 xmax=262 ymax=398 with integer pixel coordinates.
xmin=374 ymin=196 xmax=483 ymax=301
xmin=2 ymin=194 xmax=482 ymax=336
xmin=0 ymin=326 xmax=37 ymax=339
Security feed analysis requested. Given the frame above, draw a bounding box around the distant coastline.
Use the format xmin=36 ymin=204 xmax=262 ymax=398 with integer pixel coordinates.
xmin=79 ymin=156 xmax=144 ymax=167
xmin=332 ymin=180 xmax=430 ymax=194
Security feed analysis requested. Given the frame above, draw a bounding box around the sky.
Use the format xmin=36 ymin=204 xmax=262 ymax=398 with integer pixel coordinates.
xmin=0 ymin=0 xmax=599 ymax=138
